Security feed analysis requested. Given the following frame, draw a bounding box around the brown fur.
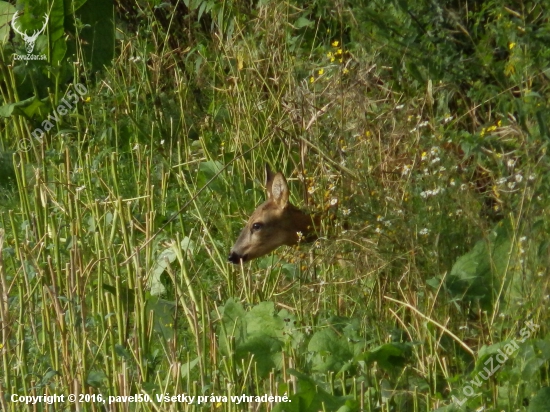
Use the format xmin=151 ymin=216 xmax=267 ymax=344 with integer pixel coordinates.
xmin=228 ymin=165 xmax=319 ymax=264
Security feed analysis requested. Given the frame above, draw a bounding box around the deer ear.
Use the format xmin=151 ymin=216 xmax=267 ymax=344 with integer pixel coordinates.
xmin=271 ymin=173 xmax=289 ymax=208
xmin=265 ymin=164 xmax=275 ymax=199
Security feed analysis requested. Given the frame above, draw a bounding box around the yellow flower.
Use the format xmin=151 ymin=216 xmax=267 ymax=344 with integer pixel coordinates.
xmin=336 ymin=49 xmax=343 ymax=55
xmin=310 ymin=76 xmax=314 ymax=83
xmin=497 ymin=120 xmax=502 ymax=127
xmin=332 ymin=40 xmax=339 ymax=47
xmin=318 ymin=68 xmax=324 ymax=75
xmin=330 ymin=57 xmax=335 ymax=62
xmin=343 ymin=68 xmax=349 ymax=74
xmin=327 ymin=52 xmax=333 ymax=58
xmin=509 ymin=42 xmax=516 ymax=50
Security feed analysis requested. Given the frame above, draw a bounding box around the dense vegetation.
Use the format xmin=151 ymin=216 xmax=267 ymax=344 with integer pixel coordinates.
xmin=1 ymin=0 xmax=549 ymax=410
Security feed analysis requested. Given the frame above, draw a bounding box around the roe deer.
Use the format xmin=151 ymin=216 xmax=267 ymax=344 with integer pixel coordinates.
xmin=228 ymin=165 xmax=320 ymax=264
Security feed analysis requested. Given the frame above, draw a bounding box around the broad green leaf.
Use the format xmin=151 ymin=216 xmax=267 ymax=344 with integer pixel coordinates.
xmin=446 ymin=219 xmax=516 ymax=310
xmin=246 ymin=301 xmax=284 ymax=338
xmin=114 ymin=344 xmax=131 ymax=359
xmin=0 ymin=1 xmax=16 ymax=44
xmin=49 ymin=0 xmax=66 ymax=66
xmin=295 ymin=16 xmax=313 ymax=29
xmin=529 ymin=387 xmax=550 ymax=412
xmin=87 ymin=370 xmax=107 ymax=388
xmin=0 ymin=96 xmax=39 ymax=118
xmin=308 ymin=329 xmax=354 ymax=373
xmin=361 ymin=342 xmax=411 ymax=370
xmin=146 ymin=297 xmax=176 ymax=340
xmin=75 ymin=0 xmax=115 ymax=73
xmin=149 ymin=245 xmax=178 ymax=296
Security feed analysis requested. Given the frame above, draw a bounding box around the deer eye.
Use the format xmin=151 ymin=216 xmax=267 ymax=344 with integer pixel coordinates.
xmin=252 ymin=222 xmax=263 ymax=231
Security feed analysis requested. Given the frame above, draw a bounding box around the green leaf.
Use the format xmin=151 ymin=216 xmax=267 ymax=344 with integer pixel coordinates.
xmin=295 ymin=16 xmax=314 ymax=29
xmin=238 ymin=334 xmax=283 ymax=377
xmin=216 ymin=298 xmax=247 ymax=356
xmin=102 ymin=283 xmax=135 ymax=312
xmin=180 ymin=357 xmax=200 ymax=379
xmin=529 ymin=387 xmax=550 ymax=412
xmin=114 ymin=344 xmax=131 ymax=359
xmin=0 ymin=96 xmax=38 ymax=118
xmin=536 ymin=110 xmax=549 ymax=139
xmin=246 ymin=301 xmax=284 ymax=338
xmin=0 ymin=1 xmax=16 ymax=45
xmin=66 ymin=0 xmax=89 ymax=14
xmin=146 ymin=297 xmax=176 ymax=340
xmin=308 ymin=329 xmax=354 ymax=373
xmin=361 ymin=342 xmax=411 ymax=370
xmin=149 ymin=245 xmax=178 ymax=296
xmin=49 ymin=0 xmax=67 ymax=66
xmin=272 ymin=369 xmax=355 ymax=412
xmin=74 ymin=0 xmax=115 ymax=73
xmin=87 ymin=370 xmax=107 ymax=388
xmin=446 ymin=220 xmax=515 ymax=310
xmin=197 ymin=160 xmax=224 ymax=194
xmin=40 ymin=370 xmax=58 ymax=385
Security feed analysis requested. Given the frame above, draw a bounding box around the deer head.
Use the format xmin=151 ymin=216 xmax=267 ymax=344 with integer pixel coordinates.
xmin=228 ymin=165 xmax=319 ymax=264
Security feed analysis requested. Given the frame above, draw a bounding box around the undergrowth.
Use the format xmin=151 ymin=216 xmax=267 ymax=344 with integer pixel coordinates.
xmin=1 ymin=0 xmax=549 ymax=411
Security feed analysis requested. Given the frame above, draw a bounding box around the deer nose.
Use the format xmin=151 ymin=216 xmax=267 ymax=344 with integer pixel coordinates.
xmin=228 ymin=251 xmax=247 ymax=264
